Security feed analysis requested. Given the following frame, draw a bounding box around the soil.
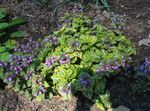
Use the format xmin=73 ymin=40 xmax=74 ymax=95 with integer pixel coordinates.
xmin=110 ymin=0 xmax=150 ymax=62
xmin=0 ymin=0 xmax=150 ymax=111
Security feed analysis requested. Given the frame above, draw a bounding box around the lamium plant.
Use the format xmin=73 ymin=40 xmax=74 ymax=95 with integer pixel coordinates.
xmin=2 ymin=14 xmax=136 ymax=109
xmin=0 ymin=8 xmax=26 ymax=80
xmin=41 ymin=14 xmax=136 ymax=101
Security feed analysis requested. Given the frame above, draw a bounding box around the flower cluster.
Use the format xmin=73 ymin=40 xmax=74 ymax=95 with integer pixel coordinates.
xmin=0 ymin=35 xmax=59 ymax=99
xmin=97 ymin=62 xmax=120 ymax=73
xmin=79 ymin=73 xmax=92 ymax=88
xmin=45 ymin=56 xmax=56 ymax=68
xmin=59 ymin=83 xmax=72 ymax=96
xmin=45 ymin=54 xmax=70 ymax=68
xmin=96 ymin=57 xmax=132 ymax=76
xmin=0 ymin=61 xmax=7 ymax=67
xmin=136 ymin=58 xmax=150 ymax=75
xmin=110 ymin=12 xmax=126 ymax=30
xmin=24 ymin=70 xmax=35 ymax=80
xmin=2 ymin=35 xmax=57 ymax=81
xmin=14 ymin=38 xmax=42 ymax=56
xmin=71 ymin=41 xmax=80 ymax=48
xmin=2 ymin=55 xmax=33 ymax=82
xmin=43 ymin=36 xmax=58 ymax=45
xmin=33 ymin=78 xmax=47 ymax=96
xmin=59 ymin=54 xmax=70 ymax=64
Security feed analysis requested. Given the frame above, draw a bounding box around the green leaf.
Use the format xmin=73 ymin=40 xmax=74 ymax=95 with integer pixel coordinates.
xmin=96 ymin=93 xmax=111 ymax=110
xmin=9 ymin=18 xmax=26 ymax=26
xmin=0 ymin=13 xmax=7 ymax=20
xmin=96 ymin=101 xmax=105 ymax=111
xmin=0 ymin=9 xmax=7 ymax=20
xmin=94 ymin=78 xmax=106 ymax=94
xmin=0 ymin=32 xmax=6 ymax=37
xmin=0 ymin=9 xmax=7 ymax=15
xmin=83 ymin=88 xmax=93 ymax=100
xmin=82 ymin=51 xmax=91 ymax=63
xmin=0 ymin=73 xmax=5 ymax=80
xmin=0 ymin=46 xmax=7 ymax=53
xmin=0 ymin=52 xmax=10 ymax=62
xmin=0 ymin=23 xmax=9 ymax=30
xmin=4 ymin=40 xmax=16 ymax=49
xmin=99 ymin=93 xmax=111 ymax=109
xmin=0 ymin=68 xmax=5 ymax=80
xmin=10 ymin=31 xmax=27 ymax=38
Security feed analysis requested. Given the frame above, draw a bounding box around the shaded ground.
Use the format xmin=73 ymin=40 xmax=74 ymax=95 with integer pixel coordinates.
xmin=0 ymin=0 xmax=150 ymax=111
xmin=110 ymin=0 xmax=150 ymax=59
xmin=109 ymin=1 xmax=150 ymax=110
xmin=0 ymin=0 xmax=54 ymax=38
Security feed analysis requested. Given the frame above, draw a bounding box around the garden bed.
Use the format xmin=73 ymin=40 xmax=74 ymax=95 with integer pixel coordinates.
xmin=0 ymin=0 xmax=150 ymax=111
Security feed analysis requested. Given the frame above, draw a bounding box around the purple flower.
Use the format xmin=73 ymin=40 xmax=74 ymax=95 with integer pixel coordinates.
xmin=12 ymin=74 xmax=17 ymax=78
xmin=136 ymin=57 xmax=150 ymax=75
xmin=79 ymin=74 xmax=92 ymax=87
xmin=42 ymin=89 xmax=46 ymax=92
xmin=45 ymin=59 xmax=52 ymax=67
xmin=59 ymin=60 xmax=67 ymax=64
xmin=39 ymin=82 xmax=42 ymax=85
xmin=50 ymin=56 xmax=55 ymax=63
xmin=8 ymin=77 xmax=12 ymax=81
xmin=50 ymin=36 xmax=58 ymax=45
xmin=59 ymin=54 xmax=70 ymax=64
xmin=112 ymin=66 xmax=119 ymax=70
xmin=39 ymin=91 xmax=42 ymax=95
xmin=0 ymin=63 xmax=2 ymax=67
xmin=25 ymin=77 xmax=28 ymax=80
xmin=38 ymin=74 xmax=41 ymax=78
xmin=71 ymin=42 xmax=80 ymax=47
xmin=64 ymin=20 xmax=71 ymax=23
xmin=81 ymin=79 xmax=88 ymax=86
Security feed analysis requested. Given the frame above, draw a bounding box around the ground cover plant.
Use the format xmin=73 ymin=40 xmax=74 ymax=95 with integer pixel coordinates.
xmin=0 ymin=8 xmax=26 ymax=80
xmin=131 ymin=57 xmax=150 ymax=93
xmin=0 ymin=13 xmax=137 ymax=110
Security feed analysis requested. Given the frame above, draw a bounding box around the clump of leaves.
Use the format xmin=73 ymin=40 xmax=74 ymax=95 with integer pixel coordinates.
xmin=0 ymin=8 xmax=26 ymax=79
xmin=41 ymin=14 xmax=135 ymax=100
xmin=95 ymin=93 xmax=111 ymax=111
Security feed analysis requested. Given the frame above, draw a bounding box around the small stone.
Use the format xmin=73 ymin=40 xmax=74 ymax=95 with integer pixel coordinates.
xmin=108 ymin=105 xmax=130 ymax=111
